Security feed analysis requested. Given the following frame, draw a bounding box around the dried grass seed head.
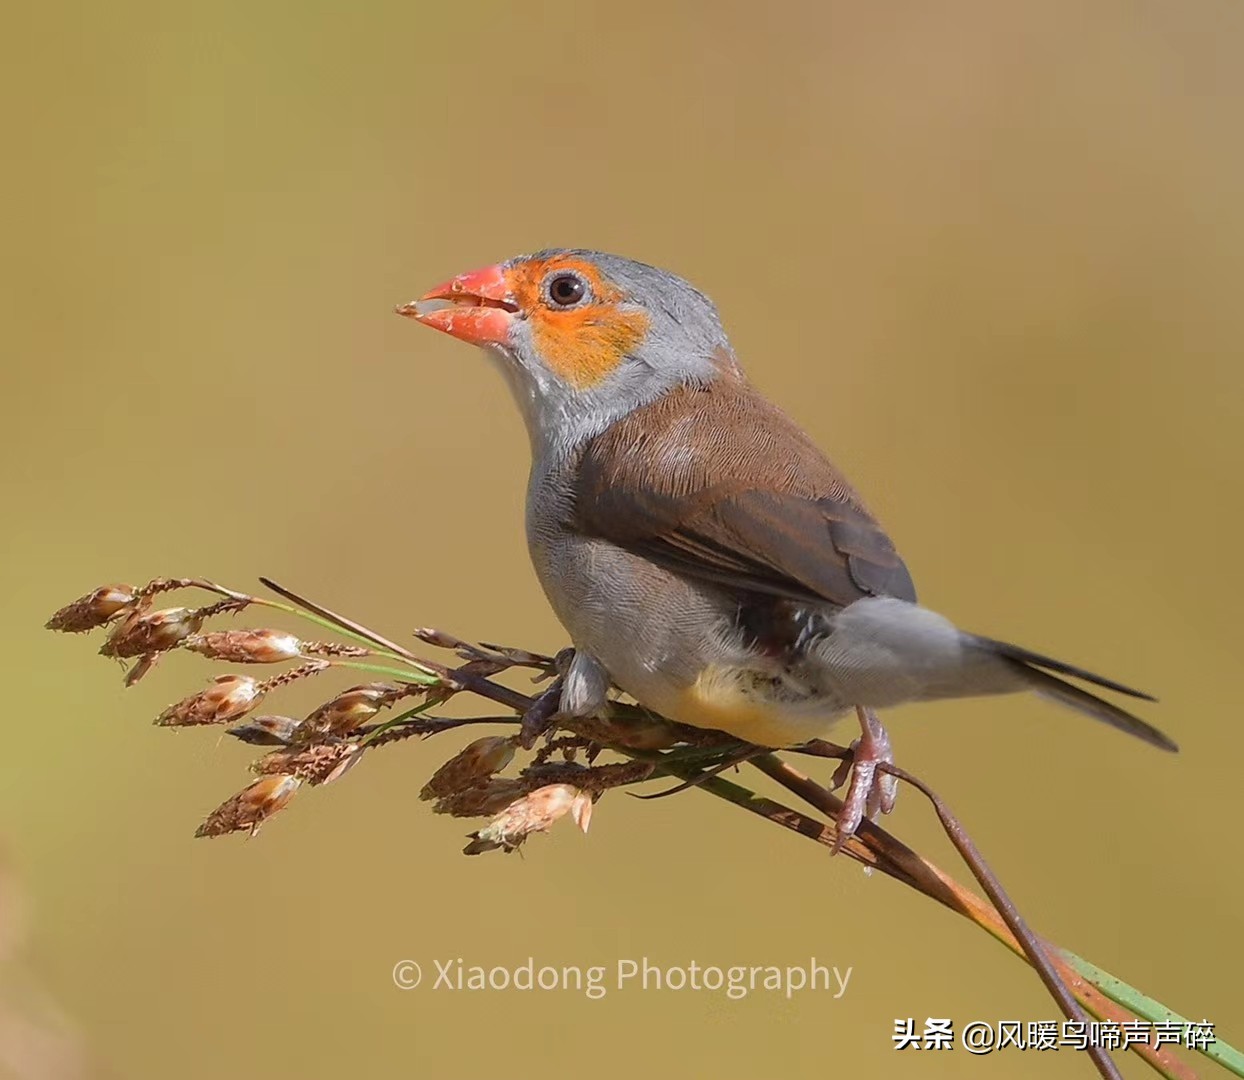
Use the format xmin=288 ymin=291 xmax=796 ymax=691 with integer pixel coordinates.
xmin=420 ymin=735 xmax=517 ymax=801
xmin=298 ymin=682 xmax=404 ymax=739
xmin=226 ymin=715 xmax=303 ymax=746
xmin=184 ymin=629 xmax=303 ymax=663
xmin=45 ymin=584 xmax=138 ymax=633
xmin=195 ymin=774 xmax=301 ymax=838
xmin=100 ymin=606 xmax=205 ymax=658
xmin=156 ymin=674 xmax=265 ymax=727
xmin=432 ymin=778 xmax=531 ymax=818
xmin=463 ymin=783 xmax=593 ymax=855
xmin=251 ymin=742 xmax=362 ymax=785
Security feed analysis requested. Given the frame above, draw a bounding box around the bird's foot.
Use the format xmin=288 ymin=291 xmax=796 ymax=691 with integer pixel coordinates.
xmin=828 ymin=707 xmax=898 ymax=853
xmin=518 ymin=681 xmax=564 ymax=749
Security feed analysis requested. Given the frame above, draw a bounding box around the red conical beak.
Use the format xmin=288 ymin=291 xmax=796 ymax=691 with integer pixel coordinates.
xmin=396 ymin=263 xmax=519 ymax=346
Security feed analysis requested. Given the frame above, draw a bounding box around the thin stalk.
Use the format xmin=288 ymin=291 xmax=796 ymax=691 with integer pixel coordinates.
xmin=250 ymin=596 xmax=425 ymax=669
xmin=315 ymin=657 xmax=442 ymax=685
xmin=1063 ymin=953 xmax=1243 ymax=1078
xmin=258 ymin=578 xmax=440 ymax=678
xmin=360 ymin=697 xmax=446 ymax=745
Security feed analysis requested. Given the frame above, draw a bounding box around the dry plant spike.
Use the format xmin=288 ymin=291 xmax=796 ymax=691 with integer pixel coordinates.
xmin=100 ymin=606 xmax=206 ymax=658
xmin=99 ymin=597 xmax=249 ymax=660
xmin=226 ymin=715 xmax=303 ymax=746
xmin=134 ymin=577 xmax=231 ymax=600
xmin=523 ymin=760 xmax=654 ymax=794
xmin=463 ymin=784 xmax=594 ymax=855
xmin=258 ymin=660 xmax=331 ymax=691
xmin=531 ymin=734 xmax=590 ymax=765
xmin=420 ymin=735 xmax=518 ymax=800
xmin=297 ymin=641 xmax=373 ymax=658
xmin=251 ymin=743 xmax=361 ymax=785
xmin=195 ymin=775 xmax=301 ymax=838
xmin=43 ymin=577 xmax=253 ymax=639
xmin=165 ymin=661 xmax=330 ymax=727
xmin=184 ymin=629 xmax=303 ymax=663
xmin=184 ymin=629 xmax=370 ymax=663
xmin=354 ymin=712 xmax=480 ymax=748
xmin=44 ymin=584 xmax=137 ymax=632
xmin=156 ymin=674 xmax=265 ymax=727
xmin=296 ymin=683 xmax=413 ymax=741
xmin=433 ymin=779 xmax=530 ymax=818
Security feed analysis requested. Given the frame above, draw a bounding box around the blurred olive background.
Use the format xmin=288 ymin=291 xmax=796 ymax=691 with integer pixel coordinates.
xmin=3 ymin=2 xmax=1242 ymax=1077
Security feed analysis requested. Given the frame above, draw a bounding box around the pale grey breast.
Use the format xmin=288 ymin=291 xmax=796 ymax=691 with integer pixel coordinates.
xmin=525 ymin=449 xmax=747 ymax=707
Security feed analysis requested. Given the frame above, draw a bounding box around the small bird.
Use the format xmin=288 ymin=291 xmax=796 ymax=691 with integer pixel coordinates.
xmin=399 ymin=250 xmax=1176 ymax=839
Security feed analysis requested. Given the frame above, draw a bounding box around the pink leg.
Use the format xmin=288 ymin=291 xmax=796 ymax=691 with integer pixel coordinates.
xmin=828 ymin=707 xmax=898 ymax=852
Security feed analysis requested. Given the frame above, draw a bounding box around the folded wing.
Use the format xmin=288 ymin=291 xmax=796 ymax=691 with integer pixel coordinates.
xmin=571 ymin=374 xmax=916 ymax=608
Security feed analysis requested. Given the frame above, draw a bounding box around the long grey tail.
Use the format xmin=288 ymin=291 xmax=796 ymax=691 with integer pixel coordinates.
xmin=976 ymin=636 xmax=1178 ymax=752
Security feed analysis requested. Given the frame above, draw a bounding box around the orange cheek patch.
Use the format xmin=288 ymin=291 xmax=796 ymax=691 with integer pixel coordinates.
xmin=530 ymin=306 xmax=650 ymax=389
xmin=508 ymin=257 xmax=625 ymax=307
xmin=502 ymin=256 xmax=648 ymax=389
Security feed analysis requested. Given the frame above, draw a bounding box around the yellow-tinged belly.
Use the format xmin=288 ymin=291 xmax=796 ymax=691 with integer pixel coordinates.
xmin=668 ymin=664 xmax=846 ymax=748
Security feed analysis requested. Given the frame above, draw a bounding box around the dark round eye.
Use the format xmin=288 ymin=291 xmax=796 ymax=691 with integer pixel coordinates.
xmin=547 ymin=273 xmax=587 ymax=307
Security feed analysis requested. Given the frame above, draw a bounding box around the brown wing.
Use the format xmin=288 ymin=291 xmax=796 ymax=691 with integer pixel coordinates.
xmin=571 ymin=373 xmax=916 ymax=608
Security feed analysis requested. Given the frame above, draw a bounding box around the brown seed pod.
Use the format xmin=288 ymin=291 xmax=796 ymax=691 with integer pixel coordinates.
xmin=463 ymin=784 xmax=593 ymax=855
xmin=100 ymin=606 xmax=206 ymax=658
xmin=45 ymin=584 xmax=138 ymax=633
xmin=183 ymin=629 xmax=303 ymax=663
xmin=251 ymin=742 xmax=361 ymax=785
xmin=195 ymin=775 xmax=301 ymax=838
xmin=420 ymin=736 xmax=517 ymax=801
xmin=156 ymin=674 xmax=264 ymax=727
xmin=226 ymin=715 xmax=303 ymax=746
xmin=431 ymin=778 xmax=531 ymax=819
xmin=296 ymin=683 xmax=405 ymax=740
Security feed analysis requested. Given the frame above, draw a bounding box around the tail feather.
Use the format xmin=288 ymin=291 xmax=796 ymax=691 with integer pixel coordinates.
xmin=977 ymin=636 xmax=1157 ymax=702
xmin=992 ymin=654 xmax=1178 ymax=752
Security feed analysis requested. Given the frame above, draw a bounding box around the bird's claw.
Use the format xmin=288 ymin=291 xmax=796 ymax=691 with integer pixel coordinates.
xmin=518 ymin=682 xmax=563 ymax=749
xmin=829 ymin=708 xmax=897 ymax=853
